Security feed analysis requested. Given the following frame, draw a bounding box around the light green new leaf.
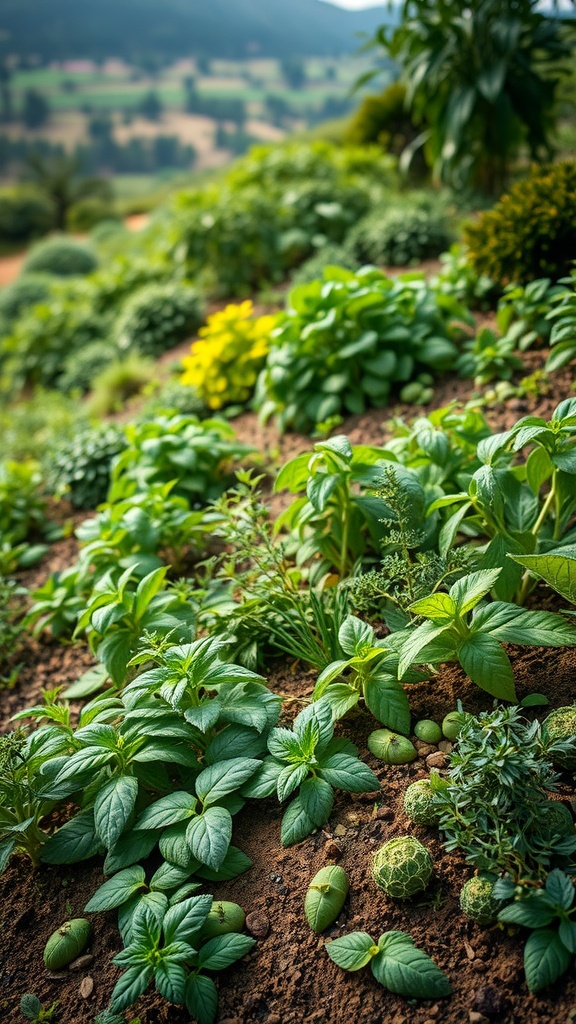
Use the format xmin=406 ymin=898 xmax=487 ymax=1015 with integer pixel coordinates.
xmin=457 ymin=632 xmax=516 ymax=702
xmin=197 ymin=933 xmax=256 ymax=971
xmin=509 ymin=548 xmax=576 ymax=604
xmin=326 ymin=932 xmax=378 ymax=971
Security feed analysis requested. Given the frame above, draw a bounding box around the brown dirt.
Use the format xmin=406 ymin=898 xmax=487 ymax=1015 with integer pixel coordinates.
xmin=2 ymin=328 xmax=576 ymax=1024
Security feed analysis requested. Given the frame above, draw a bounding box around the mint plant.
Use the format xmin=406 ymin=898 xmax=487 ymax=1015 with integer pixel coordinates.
xmin=326 ymin=930 xmax=451 ymax=999
xmin=242 ymin=701 xmax=379 ymax=845
xmin=396 ymin=568 xmax=576 ymax=701
xmin=108 ymin=894 xmax=255 ymax=1021
xmin=496 ymin=870 xmax=576 ymax=993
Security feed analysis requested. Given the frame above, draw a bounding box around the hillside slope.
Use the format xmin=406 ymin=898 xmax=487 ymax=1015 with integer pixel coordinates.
xmin=0 ymin=0 xmax=391 ymax=61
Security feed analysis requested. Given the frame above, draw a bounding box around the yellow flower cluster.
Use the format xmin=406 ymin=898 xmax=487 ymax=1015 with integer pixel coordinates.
xmin=181 ymin=300 xmax=276 ymax=410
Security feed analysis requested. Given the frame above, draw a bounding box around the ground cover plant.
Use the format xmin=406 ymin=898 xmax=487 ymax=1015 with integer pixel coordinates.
xmin=3 ymin=129 xmax=576 ymax=1024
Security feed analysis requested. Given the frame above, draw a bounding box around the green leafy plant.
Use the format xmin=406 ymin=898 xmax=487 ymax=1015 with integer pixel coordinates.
xmin=45 ymin=422 xmax=126 ymax=509
xmin=433 ymin=706 xmax=576 ymax=880
xmin=0 ymin=273 xmax=52 ymax=325
xmin=115 ymin=282 xmax=203 ymax=359
xmin=456 ymin=325 xmax=524 ymax=385
xmin=0 ymin=730 xmax=56 ymax=871
xmin=546 ymin=267 xmax=576 ymax=371
xmin=57 ymin=339 xmax=118 ymax=394
xmin=108 ymin=895 xmax=255 ymax=1021
xmin=396 ymin=568 xmax=576 ymax=702
xmin=496 ymin=869 xmax=576 ymax=993
xmin=242 ymin=700 xmax=379 ymax=846
xmin=23 ymin=236 xmax=99 ymax=277
xmin=349 ymin=203 xmax=452 ymax=267
xmin=326 ymin=930 xmax=451 ymax=999
xmin=432 ymin=245 xmax=496 ymax=310
xmin=465 ymin=163 xmax=576 ymax=285
xmin=497 ymin=277 xmax=567 ymax=351
xmin=19 ymin=993 xmax=58 ymax=1022
xmin=86 ymin=353 xmax=157 ymax=417
xmin=255 ymin=266 xmax=469 ymax=434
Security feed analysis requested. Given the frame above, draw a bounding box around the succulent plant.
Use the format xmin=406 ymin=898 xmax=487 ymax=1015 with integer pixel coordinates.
xmin=459 ymin=874 xmax=500 ymax=925
xmin=414 ymin=720 xmax=442 ymax=744
xmin=304 ymin=865 xmax=349 ymax=934
xmin=373 ymin=836 xmax=433 ymax=898
xmin=543 ymin=706 xmax=576 ymax=770
xmin=404 ymin=778 xmax=443 ymax=826
xmin=201 ymin=900 xmax=246 ymax=939
xmin=43 ymin=918 xmax=92 ymax=970
xmin=368 ymin=729 xmax=417 ymax=765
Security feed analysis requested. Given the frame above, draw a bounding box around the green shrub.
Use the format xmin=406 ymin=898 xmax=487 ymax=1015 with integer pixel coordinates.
xmin=0 ymin=274 xmax=52 ymax=325
xmin=255 ymin=266 xmax=469 ymax=433
xmin=115 ymin=282 xmax=203 ymax=357
xmin=0 ymin=187 xmax=53 ymax=245
xmin=89 ymin=254 xmax=170 ymax=314
xmin=346 ymin=81 xmax=423 ymax=164
xmin=66 ymin=197 xmax=115 ymax=232
xmin=0 ymin=460 xmax=47 ymax=545
xmin=58 ymin=339 xmax=118 ymax=394
xmin=45 ymin=423 xmax=126 ymax=509
xmin=138 ymin=378 xmax=206 ymax=420
xmin=465 ymin=163 xmax=576 ymax=287
xmin=90 ymin=218 xmax=127 ymax=245
xmin=22 ymin=235 xmax=99 ymax=277
xmin=86 ymin=353 xmax=157 ymax=416
xmin=0 ymin=283 xmax=108 ymax=393
xmin=290 ymin=242 xmax=360 ymax=286
xmin=349 ymin=204 xmax=452 ymax=267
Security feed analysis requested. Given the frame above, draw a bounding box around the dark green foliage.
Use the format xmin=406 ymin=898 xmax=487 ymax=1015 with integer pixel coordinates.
xmin=434 ymin=706 xmax=576 ymax=880
xmin=0 ymin=187 xmax=53 ymax=245
xmin=465 ymin=163 xmax=576 ymax=286
xmin=23 ymin=235 xmax=99 ymax=277
xmin=138 ymin=379 xmax=207 ymax=421
xmin=45 ymin=422 xmax=126 ymax=509
xmin=115 ymin=283 xmax=203 ymax=358
xmin=0 ymin=274 xmax=52 ymax=325
xmin=66 ymin=196 xmax=115 ymax=232
xmin=346 ymin=81 xmax=421 ymax=159
xmin=546 ymin=268 xmax=576 ymax=372
xmin=58 ymin=340 xmax=118 ymax=394
xmin=0 ymin=575 xmax=26 ymax=662
xmin=290 ymin=243 xmax=360 ymax=287
xmin=349 ymin=204 xmax=452 ymax=267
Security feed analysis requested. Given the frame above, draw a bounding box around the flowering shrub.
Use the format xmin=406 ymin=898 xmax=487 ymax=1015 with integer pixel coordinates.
xmin=181 ymin=300 xmax=276 ymax=410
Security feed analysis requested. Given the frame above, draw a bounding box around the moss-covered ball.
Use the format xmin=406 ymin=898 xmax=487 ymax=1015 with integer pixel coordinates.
xmin=459 ymin=874 xmax=500 ymax=925
xmin=373 ymin=836 xmax=433 ymax=898
xmin=403 ymin=779 xmax=442 ymax=826
xmin=543 ymin=707 xmax=576 ymax=770
xmin=534 ymin=800 xmax=574 ymax=839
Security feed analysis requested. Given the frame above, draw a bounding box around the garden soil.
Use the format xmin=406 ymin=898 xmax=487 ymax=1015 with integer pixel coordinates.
xmin=2 ymin=341 xmax=576 ymax=1024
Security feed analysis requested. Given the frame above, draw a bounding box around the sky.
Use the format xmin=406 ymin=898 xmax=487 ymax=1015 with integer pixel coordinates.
xmin=320 ymin=1 xmax=387 ymax=8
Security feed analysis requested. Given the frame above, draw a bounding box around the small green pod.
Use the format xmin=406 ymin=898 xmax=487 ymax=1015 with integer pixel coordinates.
xmin=43 ymin=918 xmax=92 ymax=970
xmin=201 ymin=901 xmax=246 ymax=939
xmin=304 ymin=865 xmax=349 ymax=934
xmin=414 ymin=719 xmax=442 ymax=744
xmin=400 ymin=382 xmax=423 ymax=404
xmin=368 ymin=728 xmax=417 ymax=765
xmin=442 ymin=711 xmax=467 ymax=741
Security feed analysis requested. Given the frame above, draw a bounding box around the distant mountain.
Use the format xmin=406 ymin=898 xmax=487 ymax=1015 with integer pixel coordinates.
xmin=0 ymin=0 xmax=392 ymax=62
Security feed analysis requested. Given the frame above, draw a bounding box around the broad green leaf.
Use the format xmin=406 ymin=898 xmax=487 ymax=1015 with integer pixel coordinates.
xmin=135 ymin=566 xmax=168 ymax=620
xmin=299 ymin=777 xmax=334 ymax=827
xmin=397 ymin=621 xmax=451 ymax=678
xmin=408 ymin=592 xmax=455 ymax=622
xmin=163 ymin=893 xmax=213 ymax=945
xmin=149 ymin=861 xmax=195 ymax=892
xmin=320 ymin=683 xmax=360 ymax=722
xmin=185 ymin=974 xmax=218 ymax=1024
xmin=559 ymin=919 xmax=576 ymax=954
xmin=135 ymin=792 xmax=197 ymax=831
xmin=373 ymin=931 xmax=452 ymax=998
xmin=326 ymin=932 xmax=378 ymax=971
xmin=524 ymin=929 xmax=572 ymax=993
xmin=545 ymin=870 xmax=575 ymax=911
xmin=195 ymin=758 xmax=261 ymax=807
xmin=155 ymin=961 xmax=187 ymax=1005
xmin=276 ymin=763 xmax=308 ymax=803
xmin=194 ymin=845 xmax=253 ymax=882
xmin=449 ymin=568 xmax=502 ymax=614
xmin=42 ymin=809 xmax=102 ymax=865
xmin=85 ymin=865 xmax=146 ymax=913
xmin=317 ymin=753 xmax=379 ymax=793
xmin=280 ymin=795 xmax=316 ymax=846
xmin=94 ymin=775 xmax=139 ymax=850
xmin=364 ymin=676 xmax=411 ymax=734
xmin=481 ymin=605 xmax=576 ymax=646
xmin=110 ymin=965 xmax=153 ymax=1012
xmin=498 ymin=896 xmax=557 ymax=929
xmin=509 ymin=548 xmax=576 ymax=604
xmin=197 ymin=933 xmax=256 ymax=970
xmin=186 ymin=806 xmax=232 ymax=870
xmin=160 ymin=822 xmax=197 ymax=868
xmin=62 ymin=664 xmax=109 ymax=700
xmin=0 ymin=837 xmax=16 ymax=873
xmin=457 ymin=632 xmax=517 ymax=702
xmin=338 ymin=616 xmax=374 ymax=656
xmin=240 ymin=757 xmax=282 ymax=799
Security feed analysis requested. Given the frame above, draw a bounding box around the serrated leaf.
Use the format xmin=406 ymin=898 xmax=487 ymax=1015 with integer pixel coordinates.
xmin=163 ymin=893 xmax=213 ymax=945
xmin=280 ymin=795 xmax=316 ymax=846
xmin=545 ymin=869 xmax=575 ymax=911
xmin=110 ymin=965 xmax=153 ymax=1013
xmin=524 ymin=929 xmax=572 ymax=993
xmin=135 ymin=792 xmax=197 ymax=831
xmin=509 ymin=548 xmax=576 ymax=604
xmin=299 ymin=776 xmax=334 ymax=827
xmin=408 ymin=592 xmax=455 ymax=622
xmin=195 ymin=757 xmax=261 ymax=806
xmin=457 ymin=632 xmax=517 ymax=701
xmin=364 ymin=676 xmax=411 ymax=734
xmin=317 ymin=752 xmax=379 ymax=793
xmin=41 ymin=809 xmax=102 ymax=865
xmin=373 ymin=931 xmax=452 ymax=998
xmin=338 ymin=616 xmax=374 ymax=656
xmin=197 ymin=932 xmax=256 ymax=970
xmin=186 ymin=806 xmax=232 ymax=870
xmin=94 ymin=775 xmax=138 ymax=850
xmin=326 ymin=932 xmax=378 ymax=971
xmin=85 ymin=865 xmax=147 ymax=913
xmin=185 ymin=973 xmax=218 ymax=1024
xmin=449 ymin=568 xmax=502 ymax=614
xmin=155 ymin=960 xmax=187 ymax=1005
xmin=195 ymin=845 xmax=252 ymax=881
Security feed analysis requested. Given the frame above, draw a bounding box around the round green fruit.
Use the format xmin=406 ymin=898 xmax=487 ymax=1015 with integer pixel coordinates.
xmin=373 ymin=836 xmax=433 ymax=898
xmin=414 ymin=719 xmax=442 ymax=744
xmin=43 ymin=918 xmax=92 ymax=970
xmin=534 ymin=800 xmax=574 ymax=839
xmin=400 ymin=382 xmax=423 ymax=404
xmin=459 ymin=874 xmax=500 ymax=925
xmin=201 ymin=901 xmax=246 ymax=939
xmin=304 ymin=865 xmax=349 ymax=934
xmin=442 ymin=711 xmax=467 ymax=741
xmin=403 ymin=779 xmax=441 ymax=826
xmin=368 ymin=729 xmax=417 ymax=765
